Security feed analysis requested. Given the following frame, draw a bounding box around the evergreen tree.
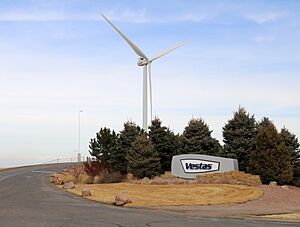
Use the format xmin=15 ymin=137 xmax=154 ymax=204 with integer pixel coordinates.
xmin=180 ymin=118 xmax=222 ymax=155
xmin=148 ymin=118 xmax=179 ymax=172
xmin=280 ymin=127 xmax=300 ymax=183
xmin=109 ymin=121 xmax=141 ymax=174
xmin=249 ymin=123 xmax=293 ymax=185
xmin=222 ymin=107 xmax=257 ymax=171
xmin=257 ymin=117 xmax=273 ymax=130
xmin=126 ymin=132 xmax=161 ymax=179
xmin=89 ymin=127 xmax=117 ymax=162
xmin=89 ymin=138 xmax=100 ymax=160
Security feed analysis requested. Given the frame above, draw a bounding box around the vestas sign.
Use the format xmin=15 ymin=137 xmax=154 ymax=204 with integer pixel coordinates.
xmin=171 ymin=154 xmax=238 ymax=179
xmin=181 ymin=159 xmax=220 ymax=173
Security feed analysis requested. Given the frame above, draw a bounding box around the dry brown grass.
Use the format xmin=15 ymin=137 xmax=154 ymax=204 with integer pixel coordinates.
xmin=196 ymin=171 xmax=262 ymax=186
xmin=59 ymin=183 xmax=263 ymax=207
xmin=260 ymin=212 xmax=300 ymax=220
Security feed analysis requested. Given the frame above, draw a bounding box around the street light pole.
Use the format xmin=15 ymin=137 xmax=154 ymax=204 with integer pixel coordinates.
xmin=78 ymin=110 xmax=83 ymax=162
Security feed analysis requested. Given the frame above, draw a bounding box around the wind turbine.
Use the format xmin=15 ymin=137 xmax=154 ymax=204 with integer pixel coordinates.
xmin=101 ymin=14 xmax=185 ymax=131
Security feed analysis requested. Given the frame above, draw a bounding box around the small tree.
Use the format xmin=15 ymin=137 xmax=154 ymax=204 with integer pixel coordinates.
xmin=89 ymin=127 xmax=117 ymax=162
xmin=148 ymin=118 xmax=179 ymax=172
xmin=249 ymin=122 xmax=293 ymax=185
xmin=126 ymin=133 xmax=161 ymax=179
xmin=180 ymin=118 xmax=222 ymax=155
xmin=223 ymin=107 xmax=257 ymax=171
xmin=109 ymin=121 xmax=141 ymax=174
xmin=280 ymin=127 xmax=300 ymax=184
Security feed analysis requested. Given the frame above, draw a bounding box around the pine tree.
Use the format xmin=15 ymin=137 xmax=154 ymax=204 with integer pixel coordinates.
xmin=126 ymin=132 xmax=161 ymax=179
xmin=109 ymin=121 xmax=141 ymax=174
xmin=257 ymin=117 xmax=273 ymax=130
xmin=222 ymin=107 xmax=257 ymax=171
xmin=280 ymin=127 xmax=300 ymax=183
xmin=249 ymin=123 xmax=293 ymax=185
xmin=89 ymin=127 xmax=117 ymax=162
xmin=180 ymin=118 xmax=222 ymax=155
xmin=148 ymin=118 xmax=179 ymax=172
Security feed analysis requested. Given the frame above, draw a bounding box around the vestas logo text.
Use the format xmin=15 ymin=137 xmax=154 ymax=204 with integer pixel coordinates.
xmin=185 ymin=163 xmax=212 ymax=170
xmin=181 ymin=159 xmax=220 ymax=173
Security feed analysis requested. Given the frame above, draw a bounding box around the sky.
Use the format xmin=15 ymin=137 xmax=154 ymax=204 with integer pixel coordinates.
xmin=0 ymin=0 xmax=300 ymax=167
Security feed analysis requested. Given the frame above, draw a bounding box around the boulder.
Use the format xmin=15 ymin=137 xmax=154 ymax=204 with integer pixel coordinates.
xmin=82 ymin=189 xmax=92 ymax=197
xmin=281 ymin=185 xmax=289 ymax=190
xmin=269 ymin=181 xmax=277 ymax=186
xmin=115 ymin=193 xmax=132 ymax=206
xmin=51 ymin=175 xmax=64 ymax=185
xmin=63 ymin=182 xmax=75 ymax=190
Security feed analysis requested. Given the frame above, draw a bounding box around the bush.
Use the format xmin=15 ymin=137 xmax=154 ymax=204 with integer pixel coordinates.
xmin=196 ymin=171 xmax=262 ymax=186
xmin=102 ymin=171 xmax=125 ymax=183
xmin=83 ymin=161 xmax=110 ymax=177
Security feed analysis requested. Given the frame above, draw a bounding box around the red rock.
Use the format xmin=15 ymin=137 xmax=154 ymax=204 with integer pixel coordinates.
xmin=82 ymin=189 xmax=92 ymax=197
xmin=115 ymin=193 xmax=132 ymax=206
xmin=63 ymin=182 xmax=75 ymax=190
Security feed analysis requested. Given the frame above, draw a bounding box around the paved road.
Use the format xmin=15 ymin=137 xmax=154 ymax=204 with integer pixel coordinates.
xmin=0 ymin=163 xmax=298 ymax=227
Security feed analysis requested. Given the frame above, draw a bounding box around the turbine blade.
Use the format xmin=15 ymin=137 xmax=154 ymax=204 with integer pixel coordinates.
xmin=148 ymin=63 xmax=153 ymax=121
xmin=150 ymin=41 xmax=188 ymax=62
xmin=101 ymin=13 xmax=148 ymax=60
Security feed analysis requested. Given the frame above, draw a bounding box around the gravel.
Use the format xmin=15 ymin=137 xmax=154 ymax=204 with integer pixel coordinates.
xmin=156 ymin=185 xmax=300 ymax=218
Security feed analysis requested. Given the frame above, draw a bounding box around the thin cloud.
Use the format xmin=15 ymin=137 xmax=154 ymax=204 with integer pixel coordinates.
xmin=244 ymin=12 xmax=285 ymax=24
xmin=253 ymin=35 xmax=275 ymax=43
xmin=0 ymin=8 xmax=216 ymax=23
xmin=0 ymin=10 xmax=68 ymax=21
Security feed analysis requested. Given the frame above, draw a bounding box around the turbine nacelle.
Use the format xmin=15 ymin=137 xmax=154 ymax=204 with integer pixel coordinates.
xmin=137 ymin=58 xmax=148 ymax=66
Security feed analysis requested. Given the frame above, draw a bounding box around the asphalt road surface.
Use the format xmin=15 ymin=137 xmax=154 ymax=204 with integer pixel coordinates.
xmin=0 ymin=163 xmax=298 ymax=227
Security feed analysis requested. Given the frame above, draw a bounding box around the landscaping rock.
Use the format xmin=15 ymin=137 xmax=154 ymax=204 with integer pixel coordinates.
xmin=139 ymin=177 xmax=151 ymax=184
xmin=63 ymin=182 xmax=75 ymax=190
xmin=269 ymin=181 xmax=277 ymax=186
xmin=281 ymin=185 xmax=289 ymax=190
xmin=82 ymin=189 xmax=92 ymax=197
xmin=51 ymin=175 xmax=64 ymax=185
xmin=115 ymin=193 xmax=132 ymax=206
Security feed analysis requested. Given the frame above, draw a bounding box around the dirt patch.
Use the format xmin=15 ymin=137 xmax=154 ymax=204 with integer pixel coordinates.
xmin=156 ymin=185 xmax=300 ymax=221
xmin=59 ymin=183 xmax=262 ymax=207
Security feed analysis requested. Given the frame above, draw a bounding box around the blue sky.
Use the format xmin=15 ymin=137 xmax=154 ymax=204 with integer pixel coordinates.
xmin=0 ymin=0 xmax=299 ymax=166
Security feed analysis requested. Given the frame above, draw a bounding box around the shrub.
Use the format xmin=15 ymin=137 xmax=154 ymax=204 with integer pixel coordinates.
xmin=196 ymin=171 xmax=262 ymax=186
xmin=101 ymin=171 xmax=125 ymax=183
xmin=83 ymin=161 xmax=110 ymax=177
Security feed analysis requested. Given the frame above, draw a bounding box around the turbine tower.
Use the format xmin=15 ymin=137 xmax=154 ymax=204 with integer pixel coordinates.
xmin=101 ymin=14 xmax=185 ymax=131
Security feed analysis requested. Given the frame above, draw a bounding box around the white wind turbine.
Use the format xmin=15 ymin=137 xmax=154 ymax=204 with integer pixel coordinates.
xmin=101 ymin=14 xmax=185 ymax=131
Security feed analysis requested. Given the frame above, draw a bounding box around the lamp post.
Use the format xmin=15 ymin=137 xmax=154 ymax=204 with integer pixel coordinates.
xmin=78 ymin=110 xmax=83 ymax=162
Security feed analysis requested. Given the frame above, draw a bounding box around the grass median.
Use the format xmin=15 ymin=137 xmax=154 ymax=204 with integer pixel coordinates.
xmin=58 ymin=183 xmax=263 ymax=207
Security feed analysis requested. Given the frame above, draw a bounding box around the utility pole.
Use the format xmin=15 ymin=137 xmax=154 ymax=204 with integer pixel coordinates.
xmin=78 ymin=110 xmax=83 ymax=162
